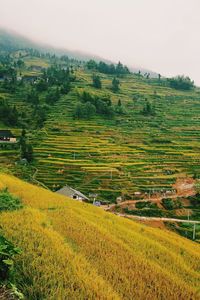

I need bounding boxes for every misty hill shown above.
[0,28,111,62]
[0,28,158,76]
[0,35,199,242]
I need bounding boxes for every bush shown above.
[141,101,155,116]
[86,60,130,75]
[135,201,158,209]
[161,198,182,210]
[77,91,114,118]
[74,102,96,119]
[92,74,102,89]
[124,208,163,217]
[0,189,23,212]
[0,101,19,126]
[45,88,60,105]
[168,76,194,90]
[0,235,21,282]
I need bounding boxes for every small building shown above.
[56,185,89,202]
[29,65,43,72]
[0,130,17,143]
[22,75,38,83]
[134,192,141,196]
[93,201,101,207]
[0,130,17,149]
[116,196,123,203]
[17,75,23,81]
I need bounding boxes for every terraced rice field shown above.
[0,174,199,299]
[30,71,200,200]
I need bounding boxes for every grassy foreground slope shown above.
[0,173,199,299]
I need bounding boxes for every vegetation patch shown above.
[0,174,199,299]
[161,198,183,210]
[0,189,23,211]
[0,235,23,299]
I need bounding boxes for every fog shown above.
[0,0,200,84]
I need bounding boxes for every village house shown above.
[56,185,89,202]
[29,65,44,72]
[0,130,17,143]
[0,130,17,149]
[22,75,38,83]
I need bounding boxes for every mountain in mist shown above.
[0,27,109,62]
[0,27,158,76]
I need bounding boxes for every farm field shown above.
[31,70,200,201]
[0,53,200,204]
[0,173,199,299]
[1,10,200,300]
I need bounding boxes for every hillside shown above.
[1,52,199,194]
[0,173,199,299]
[0,28,110,62]
[0,41,200,240]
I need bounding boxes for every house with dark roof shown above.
[56,185,89,202]
[22,75,38,83]
[0,130,16,143]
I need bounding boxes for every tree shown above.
[36,108,47,128]
[74,102,96,119]
[36,79,48,92]
[118,99,122,107]
[16,59,25,69]
[45,88,60,105]
[26,144,34,162]
[87,60,130,75]
[27,89,39,106]
[60,81,71,94]
[169,75,194,90]
[0,101,19,126]
[142,100,155,116]
[19,129,34,162]
[92,74,102,89]
[86,60,98,70]
[84,102,96,119]
[112,77,120,92]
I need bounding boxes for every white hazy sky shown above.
[0,0,200,84]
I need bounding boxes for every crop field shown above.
[31,70,200,200]
[0,173,199,299]
[1,58,200,202]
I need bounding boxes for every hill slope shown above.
[3,62,200,199]
[0,28,109,62]
[0,173,199,299]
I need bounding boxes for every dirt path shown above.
[104,177,197,212]
[32,167,50,190]
[114,213,200,224]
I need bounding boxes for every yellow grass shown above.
[0,173,199,299]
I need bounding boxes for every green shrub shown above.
[135,201,158,209]
[0,189,23,212]
[161,198,182,210]
[124,208,163,217]
[168,75,194,90]
[0,235,21,282]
